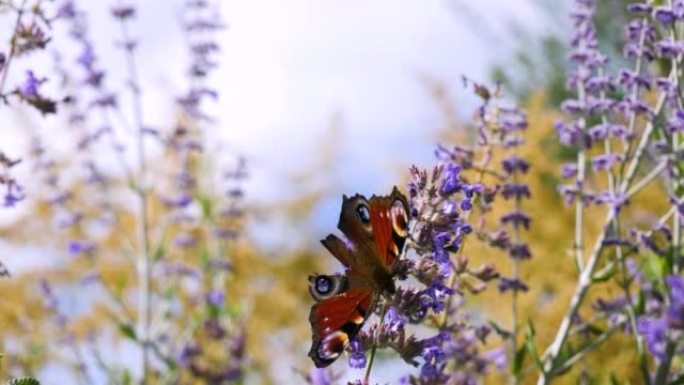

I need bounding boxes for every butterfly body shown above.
[308,187,408,367]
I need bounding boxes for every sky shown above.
[0,0,553,383]
[1,0,552,247]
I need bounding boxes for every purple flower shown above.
[206,290,225,307]
[348,338,367,369]
[111,5,135,20]
[77,44,95,69]
[420,281,454,314]
[637,316,668,361]
[618,69,651,90]
[56,1,77,18]
[627,3,651,14]
[213,228,238,239]
[19,70,39,98]
[561,163,578,179]
[420,332,450,379]
[586,74,615,92]
[178,344,200,368]
[173,233,197,248]
[591,153,622,172]
[555,120,587,147]
[308,368,331,385]
[666,109,684,133]
[654,6,676,26]
[665,275,684,329]
[482,347,506,371]
[594,191,628,212]
[440,163,462,195]
[498,276,529,293]
[67,239,96,256]
[501,183,531,200]
[655,39,684,59]
[386,306,407,328]
[508,243,532,260]
[502,156,530,175]
[501,211,531,230]
[3,181,25,207]
[161,192,193,208]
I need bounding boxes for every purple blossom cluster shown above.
[306,80,533,385]
[636,275,684,362]
[0,0,58,114]
[1,0,61,282]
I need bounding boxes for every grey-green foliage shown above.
[491,0,630,106]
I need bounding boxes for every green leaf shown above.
[118,323,137,341]
[525,320,543,370]
[640,254,666,281]
[592,261,616,282]
[488,320,510,337]
[122,369,132,385]
[584,324,605,336]
[553,344,575,376]
[671,373,684,385]
[609,373,621,385]
[199,248,211,265]
[152,243,165,262]
[198,195,212,220]
[7,378,41,385]
[512,344,527,377]
[635,290,645,315]
[525,319,536,338]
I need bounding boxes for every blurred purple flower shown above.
[637,316,668,361]
[206,290,225,307]
[498,276,529,293]
[111,5,135,20]
[19,70,39,98]
[68,239,96,256]
[308,368,331,385]
[665,275,684,329]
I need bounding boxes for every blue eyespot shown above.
[356,205,370,224]
[315,276,332,294]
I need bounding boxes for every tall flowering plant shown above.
[2,0,246,383]
[541,0,684,383]
[306,81,529,384]
[0,0,59,279]
[308,0,684,383]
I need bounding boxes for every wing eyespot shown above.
[356,204,371,224]
[308,274,348,302]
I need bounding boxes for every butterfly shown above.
[308,187,409,367]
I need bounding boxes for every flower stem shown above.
[364,302,388,383]
[0,0,28,96]
[118,18,152,381]
[538,66,674,384]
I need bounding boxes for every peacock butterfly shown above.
[308,186,409,367]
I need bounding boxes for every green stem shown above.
[364,302,388,383]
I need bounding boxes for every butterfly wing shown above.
[308,187,408,368]
[336,186,409,270]
[308,288,373,368]
[368,186,409,268]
